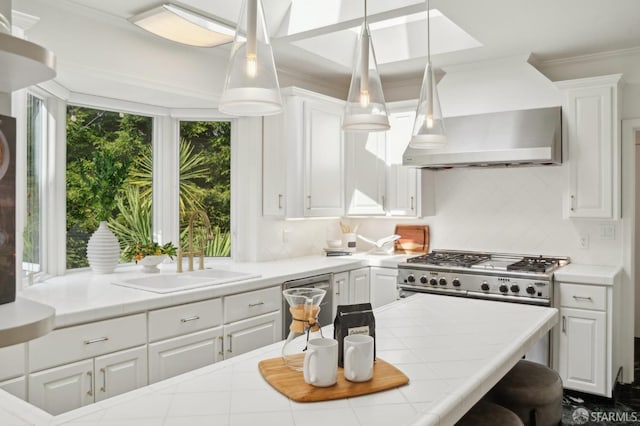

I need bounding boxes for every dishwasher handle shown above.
[282,273,333,289]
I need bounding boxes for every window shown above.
[66,106,153,269]
[23,94,45,280]
[178,121,231,257]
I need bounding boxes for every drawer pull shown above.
[180,315,200,323]
[218,336,224,356]
[100,368,106,393]
[562,316,566,333]
[84,337,109,345]
[278,194,283,209]
[87,371,93,396]
[227,334,233,353]
[572,295,593,302]
[248,302,264,308]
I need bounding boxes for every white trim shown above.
[153,116,180,246]
[622,118,640,384]
[49,96,67,276]
[68,92,169,117]
[169,108,229,120]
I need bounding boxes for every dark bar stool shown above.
[491,360,563,426]
[456,400,524,426]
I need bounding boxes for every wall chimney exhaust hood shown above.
[402,106,562,168]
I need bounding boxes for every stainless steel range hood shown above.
[402,106,562,168]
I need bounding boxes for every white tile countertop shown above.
[0,293,557,426]
[19,254,409,328]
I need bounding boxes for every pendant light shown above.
[219,0,282,116]
[343,0,389,132]
[410,0,446,148]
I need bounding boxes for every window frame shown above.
[17,90,238,283]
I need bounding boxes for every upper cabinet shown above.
[263,87,344,218]
[345,106,431,217]
[557,74,623,220]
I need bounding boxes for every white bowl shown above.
[326,239,342,248]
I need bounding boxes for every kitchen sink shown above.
[112,270,261,293]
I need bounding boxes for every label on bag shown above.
[348,325,370,335]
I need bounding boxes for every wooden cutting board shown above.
[258,356,409,402]
[394,224,429,254]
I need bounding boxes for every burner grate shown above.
[407,251,490,268]
[507,256,560,273]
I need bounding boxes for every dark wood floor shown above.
[561,339,640,425]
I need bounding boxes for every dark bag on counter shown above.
[333,303,376,367]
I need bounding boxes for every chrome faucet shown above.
[177,210,214,272]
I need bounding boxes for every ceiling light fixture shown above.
[410,0,447,148]
[218,0,282,116]
[129,3,235,48]
[343,0,389,132]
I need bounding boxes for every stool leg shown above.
[529,408,537,426]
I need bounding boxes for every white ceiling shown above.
[13,0,640,106]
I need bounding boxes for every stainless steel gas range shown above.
[397,250,570,365]
[398,250,570,307]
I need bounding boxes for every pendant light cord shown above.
[426,0,431,62]
[364,0,367,26]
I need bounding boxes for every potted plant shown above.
[122,241,177,273]
[85,150,130,274]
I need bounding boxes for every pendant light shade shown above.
[219,0,282,116]
[410,0,446,148]
[343,1,389,132]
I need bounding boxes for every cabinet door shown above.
[386,111,419,216]
[370,267,398,309]
[345,132,387,215]
[0,376,25,400]
[148,327,223,384]
[332,272,349,318]
[349,268,371,304]
[28,359,94,415]
[223,311,281,359]
[303,99,344,217]
[559,307,606,395]
[263,115,286,216]
[94,346,147,402]
[562,81,618,219]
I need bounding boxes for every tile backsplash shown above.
[355,165,622,266]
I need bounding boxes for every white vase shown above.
[86,221,120,274]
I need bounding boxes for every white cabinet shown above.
[370,267,399,309]
[148,328,223,384]
[223,311,281,360]
[0,343,25,399]
[27,314,148,414]
[332,272,350,318]
[345,107,430,217]
[263,87,344,218]
[223,286,282,358]
[29,346,147,415]
[556,278,619,397]
[349,267,371,304]
[557,74,622,219]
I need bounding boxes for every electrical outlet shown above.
[578,235,589,249]
[600,224,615,240]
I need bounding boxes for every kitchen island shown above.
[0,292,557,426]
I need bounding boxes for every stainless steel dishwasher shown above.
[281,273,333,340]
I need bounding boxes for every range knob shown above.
[420,276,428,285]
[439,278,447,286]
[429,278,438,286]
[499,284,509,293]
[510,285,520,293]
[526,285,536,295]
[452,278,461,287]
[407,274,415,283]
[481,281,490,291]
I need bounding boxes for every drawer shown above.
[148,298,223,342]
[559,283,607,310]
[29,314,146,372]
[0,343,25,381]
[224,286,281,324]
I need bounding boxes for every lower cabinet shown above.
[332,272,349,318]
[349,267,371,304]
[0,343,26,400]
[28,345,147,415]
[0,376,25,400]
[148,328,223,384]
[370,267,399,309]
[223,311,281,359]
